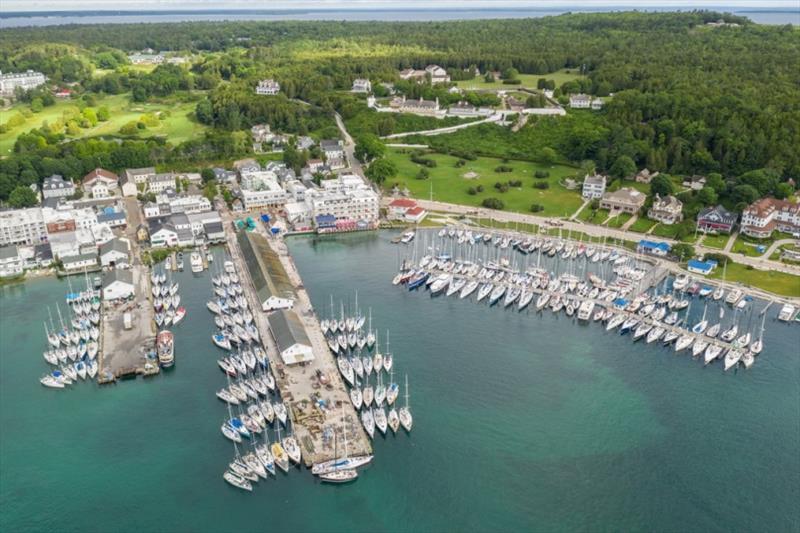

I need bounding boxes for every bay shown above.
[0,231,798,532]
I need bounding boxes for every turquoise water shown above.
[1,232,799,532]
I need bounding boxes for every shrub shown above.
[416,168,430,180]
[533,182,550,190]
[508,179,522,187]
[476,185,484,193]
[494,182,509,193]
[530,204,545,213]
[502,79,522,85]
[494,165,513,173]
[534,170,550,179]
[411,153,437,167]
[467,187,477,195]
[482,197,504,210]
[455,159,466,168]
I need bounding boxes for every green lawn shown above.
[577,207,610,224]
[385,148,582,217]
[607,212,632,229]
[628,217,657,233]
[731,238,768,257]
[707,262,800,298]
[454,69,583,91]
[701,233,731,250]
[0,92,208,153]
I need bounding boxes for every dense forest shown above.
[0,11,798,205]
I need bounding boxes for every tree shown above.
[97,106,110,121]
[539,147,557,165]
[502,67,519,81]
[8,185,38,207]
[650,174,674,197]
[201,168,216,183]
[731,184,760,205]
[696,186,718,206]
[610,155,636,179]
[774,182,793,200]
[365,158,397,184]
[484,71,495,83]
[481,197,504,210]
[354,134,385,163]
[530,203,544,212]
[202,181,218,202]
[30,98,43,113]
[671,243,695,261]
[706,173,726,194]
[416,167,430,180]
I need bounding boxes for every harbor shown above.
[393,227,784,371]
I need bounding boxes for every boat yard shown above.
[228,229,372,467]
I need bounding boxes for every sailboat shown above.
[749,311,766,355]
[692,303,709,334]
[271,426,290,473]
[399,374,413,432]
[318,408,359,483]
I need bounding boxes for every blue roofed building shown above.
[687,259,717,275]
[637,239,671,257]
[315,214,336,230]
[97,211,127,228]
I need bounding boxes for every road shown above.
[333,112,362,176]
[393,198,800,277]
[381,113,502,139]
[758,238,798,259]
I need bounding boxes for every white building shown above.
[187,211,223,237]
[741,198,800,238]
[62,252,98,272]
[99,238,131,268]
[307,188,379,223]
[570,94,603,110]
[0,245,23,277]
[82,168,119,198]
[241,181,289,210]
[320,140,345,162]
[0,208,47,246]
[164,194,211,214]
[119,175,138,197]
[102,270,135,300]
[149,223,179,248]
[268,310,314,365]
[124,167,156,186]
[42,175,75,200]
[148,173,175,194]
[352,78,372,93]
[582,174,607,199]
[255,79,280,95]
[284,201,312,226]
[240,170,279,191]
[0,70,46,97]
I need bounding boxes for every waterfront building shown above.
[648,195,684,225]
[687,259,717,276]
[61,252,98,272]
[203,221,226,244]
[0,69,46,97]
[741,198,800,238]
[186,211,223,238]
[237,231,295,311]
[637,240,671,257]
[352,78,372,93]
[0,245,23,277]
[102,270,135,300]
[697,205,737,234]
[0,208,47,246]
[268,310,314,365]
[99,238,131,268]
[42,175,75,200]
[404,206,427,223]
[388,198,419,220]
[284,201,312,227]
[600,187,646,214]
[255,79,280,95]
[581,174,607,199]
[148,221,179,248]
[82,169,119,198]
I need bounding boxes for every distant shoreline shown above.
[1,7,798,28]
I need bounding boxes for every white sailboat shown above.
[399,374,413,432]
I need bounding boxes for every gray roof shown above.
[62,252,98,265]
[0,245,20,260]
[42,175,73,191]
[102,269,133,288]
[125,167,156,178]
[99,238,129,256]
[320,140,342,151]
[169,212,189,226]
[148,219,176,234]
[150,172,175,183]
[268,309,310,352]
[203,221,224,234]
[34,243,53,261]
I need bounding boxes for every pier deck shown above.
[100,262,156,377]
[224,223,372,467]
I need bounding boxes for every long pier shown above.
[224,225,372,467]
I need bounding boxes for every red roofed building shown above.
[82,168,119,199]
[404,205,428,223]
[388,198,418,220]
[740,198,800,238]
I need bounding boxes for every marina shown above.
[393,227,788,372]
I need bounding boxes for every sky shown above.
[3,0,798,12]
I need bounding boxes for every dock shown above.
[224,226,372,466]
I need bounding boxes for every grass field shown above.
[577,207,610,224]
[628,217,657,233]
[0,93,207,153]
[701,233,731,250]
[607,212,632,229]
[454,69,583,91]
[385,148,583,217]
[731,238,768,257]
[707,262,800,298]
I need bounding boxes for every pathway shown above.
[569,199,590,221]
[333,111,362,176]
[381,113,502,139]
[723,231,738,253]
[759,238,798,259]
[620,214,638,231]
